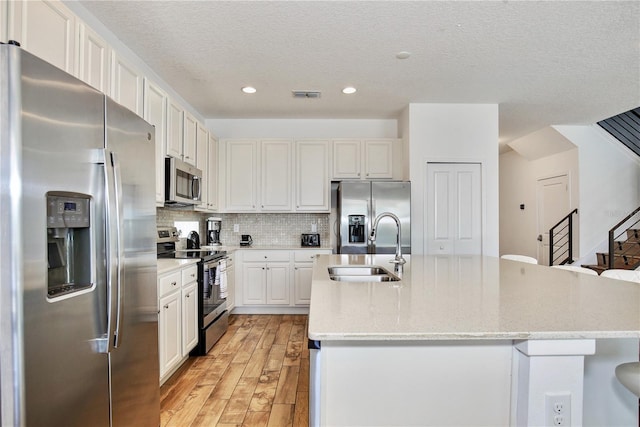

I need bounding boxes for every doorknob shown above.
[537,235,543,241]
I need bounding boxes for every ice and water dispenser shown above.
[46,192,92,298]
[348,214,366,243]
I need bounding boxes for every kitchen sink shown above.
[328,265,400,282]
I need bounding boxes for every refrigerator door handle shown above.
[105,150,125,350]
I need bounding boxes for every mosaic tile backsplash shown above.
[157,208,330,247]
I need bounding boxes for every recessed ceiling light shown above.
[396,51,411,60]
[241,86,256,94]
[342,87,357,94]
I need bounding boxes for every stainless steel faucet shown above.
[369,212,406,265]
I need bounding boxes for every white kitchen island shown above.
[308,254,640,427]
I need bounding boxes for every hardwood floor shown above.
[160,314,310,427]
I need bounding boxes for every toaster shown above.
[301,233,320,247]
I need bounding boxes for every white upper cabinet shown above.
[225,140,258,211]
[166,99,184,159]
[332,139,395,180]
[363,139,394,179]
[183,112,197,166]
[296,140,330,212]
[8,0,76,75]
[195,122,209,210]
[143,80,167,206]
[261,140,292,211]
[110,52,143,115]
[78,23,110,93]
[207,133,219,211]
[1,1,7,42]
[332,139,361,179]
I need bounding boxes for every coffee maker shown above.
[206,217,222,246]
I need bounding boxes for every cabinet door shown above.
[8,0,76,74]
[296,140,330,212]
[144,80,167,205]
[243,263,266,305]
[266,263,290,305]
[1,1,7,42]
[293,264,313,305]
[111,52,143,115]
[207,133,219,211]
[364,140,393,179]
[195,123,209,210]
[158,291,181,379]
[78,24,110,93]
[261,140,292,211]
[183,112,197,166]
[166,99,184,159]
[225,140,258,211]
[181,282,198,356]
[332,139,361,179]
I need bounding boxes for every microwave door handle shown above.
[192,175,201,201]
[105,151,125,350]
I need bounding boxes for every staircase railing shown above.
[549,209,578,266]
[608,206,640,269]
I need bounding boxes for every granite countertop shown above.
[308,254,640,341]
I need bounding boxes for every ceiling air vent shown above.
[292,90,321,99]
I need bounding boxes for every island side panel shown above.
[319,340,513,427]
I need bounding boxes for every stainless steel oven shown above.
[157,227,229,355]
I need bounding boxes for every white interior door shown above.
[537,174,570,265]
[426,163,482,255]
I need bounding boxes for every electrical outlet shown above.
[233,224,239,233]
[311,223,317,232]
[545,393,571,426]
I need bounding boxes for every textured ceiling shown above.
[78,0,640,143]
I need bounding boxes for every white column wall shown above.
[499,147,579,260]
[406,104,499,256]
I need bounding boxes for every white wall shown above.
[554,125,640,259]
[499,146,579,260]
[406,104,499,256]
[205,118,397,139]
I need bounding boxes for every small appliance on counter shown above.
[301,233,321,247]
[187,230,200,249]
[240,234,253,246]
[206,217,222,246]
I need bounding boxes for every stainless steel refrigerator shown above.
[0,45,160,426]
[337,181,411,254]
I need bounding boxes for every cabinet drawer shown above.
[181,265,198,284]
[294,250,331,262]
[243,250,291,262]
[159,271,181,297]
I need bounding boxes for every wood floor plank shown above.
[242,411,270,427]
[293,391,309,427]
[267,404,294,427]
[166,384,214,427]
[273,365,299,405]
[211,363,246,399]
[160,314,310,427]
[190,398,228,427]
[248,371,280,412]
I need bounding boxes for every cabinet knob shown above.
[186,294,190,298]
[171,281,177,286]
[163,305,169,309]
[262,267,265,270]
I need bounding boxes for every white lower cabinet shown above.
[293,250,331,305]
[158,273,181,380]
[237,249,329,309]
[158,262,198,383]
[241,251,291,305]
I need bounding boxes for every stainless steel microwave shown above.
[164,157,202,206]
